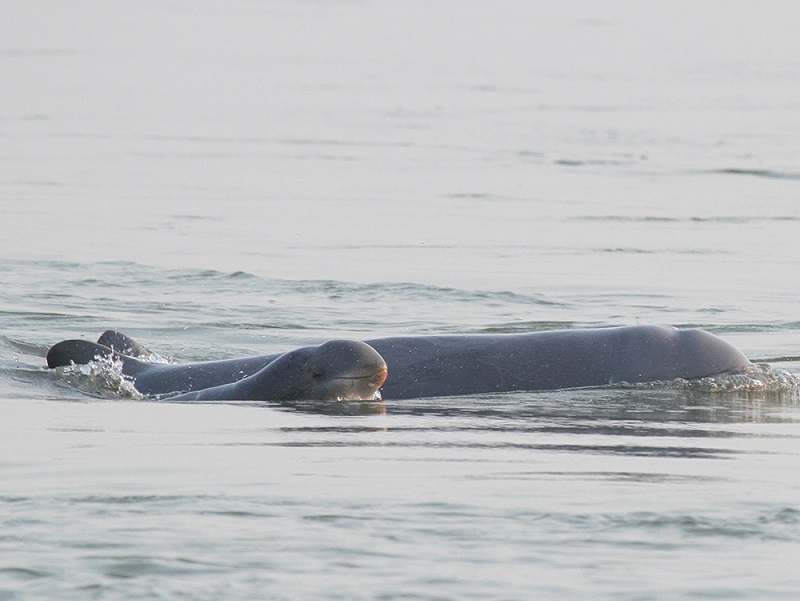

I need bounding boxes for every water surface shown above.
[2,1,800,599]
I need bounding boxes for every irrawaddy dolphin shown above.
[46,326,751,401]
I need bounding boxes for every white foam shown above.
[60,354,143,399]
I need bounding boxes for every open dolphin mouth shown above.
[329,366,388,401]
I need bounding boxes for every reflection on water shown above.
[383,385,800,425]
[2,382,799,600]
[271,399,388,417]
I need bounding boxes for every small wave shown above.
[630,364,800,393]
[571,215,799,224]
[478,320,582,333]
[601,506,800,541]
[710,168,800,180]
[0,335,49,357]
[553,157,639,167]
[139,352,172,365]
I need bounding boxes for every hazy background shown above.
[3,1,799,289]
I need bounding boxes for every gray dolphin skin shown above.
[46,326,751,400]
[47,338,388,402]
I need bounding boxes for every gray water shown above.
[2,1,800,599]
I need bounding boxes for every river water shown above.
[2,1,800,599]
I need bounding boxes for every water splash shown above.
[58,354,143,399]
[629,364,800,393]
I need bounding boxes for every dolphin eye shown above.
[311,372,324,381]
